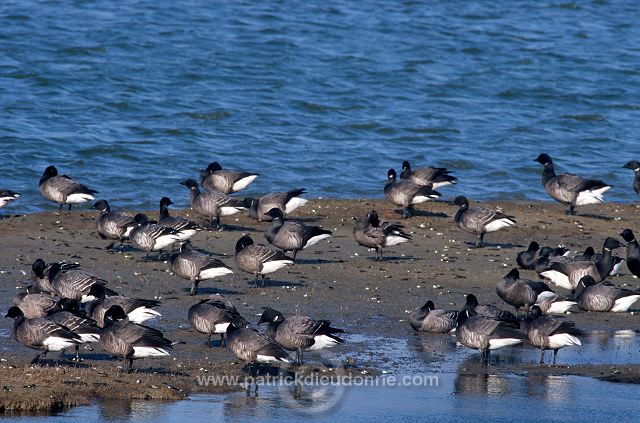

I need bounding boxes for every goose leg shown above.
[68,204,73,211]
[292,250,298,261]
[31,353,42,364]
[190,278,198,296]
[402,207,411,219]
[128,357,134,373]
[296,349,303,366]
[476,234,484,248]
[58,202,64,212]
[567,205,575,215]
[220,333,225,348]
[553,349,558,366]
[206,333,212,348]
[106,241,116,250]
[539,348,545,365]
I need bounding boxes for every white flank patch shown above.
[609,260,625,276]
[535,291,556,303]
[384,234,410,247]
[284,197,308,214]
[79,333,100,343]
[432,181,455,189]
[411,195,437,204]
[575,190,605,206]
[66,193,95,204]
[484,218,516,233]
[540,270,574,290]
[199,267,234,280]
[128,307,162,324]
[488,338,523,350]
[80,294,98,303]
[214,323,230,334]
[0,198,14,207]
[307,335,340,350]
[611,295,640,312]
[256,354,292,364]
[562,250,572,257]
[132,346,170,358]
[261,260,294,275]
[219,207,244,216]
[545,301,577,314]
[123,226,134,238]
[43,336,80,351]
[547,333,581,349]
[177,229,198,242]
[303,234,331,249]
[232,175,258,192]
[154,234,180,250]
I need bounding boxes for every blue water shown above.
[1,0,639,215]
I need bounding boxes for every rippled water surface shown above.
[1,0,639,213]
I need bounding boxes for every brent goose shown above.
[620,229,640,278]
[622,160,640,195]
[534,154,611,215]
[265,208,332,261]
[101,305,172,371]
[496,269,540,314]
[84,284,162,328]
[0,189,20,209]
[540,237,625,291]
[47,302,102,360]
[39,165,98,211]
[453,196,516,247]
[463,294,519,326]
[455,309,526,363]
[534,247,585,276]
[30,259,80,295]
[521,305,581,365]
[92,200,135,249]
[199,162,259,194]
[243,188,308,222]
[516,242,540,270]
[257,308,344,365]
[168,242,234,295]
[13,289,60,318]
[128,213,181,260]
[188,295,249,347]
[385,169,440,218]
[534,291,577,314]
[234,235,294,287]
[408,300,458,334]
[158,197,202,243]
[5,306,83,363]
[400,160,457,189]
[180,179,246,228]
[575,276,640,312]
[352,210,412,261]
[47,262,110,303]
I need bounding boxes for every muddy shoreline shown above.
[1,199,640,413]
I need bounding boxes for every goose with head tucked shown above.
[243,188,308,222]
[352,210,412,261]
[408,300,458,334]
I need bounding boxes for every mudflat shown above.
[1,199,639,413]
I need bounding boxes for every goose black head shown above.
[160,197,174,208]
[452,196,469,208]
[420,300,435,312]
[623,160,640,171]
[504,268,520,281]
[204,162,223,173]
[42,165,59,178]
[581,246,595,260]
[133,213,149,225]
[87,283,106,300]
[227,315,250,333]
[527,241,540,252]
[59,298,81,314]
[5,306,24,319]
[242,197,257,210]
[620,229,635,243]
[603,237,625,251]
[464,294,479,310]
[31,258,47,278]
[456,308,472,325]
[92,199,110,212]
[530,305,543,319]
[366,210,380,226]
[401,160,411,172]
[235,235,254,253]
[534,153,553,166]
[387,169,397,182]
[180,179,200,190]
[266,208,285,221]
[257,307,285,325]
[104,305,127,322]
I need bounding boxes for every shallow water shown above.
[1,0,640,214]
[7,330,640,421]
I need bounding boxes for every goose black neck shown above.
[541,164,556,185]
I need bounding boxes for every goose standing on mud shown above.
[452,196,516,247]
[265,208,332,261]
[47,301,102,360]
[400,160,457,189]
[620,229,640,278]
[92,200,135,249]
[352,210,412,261]
[534,154,611,215]
[39,165,98,211]
[540,237,625,291]
[455,309,526,364]
[5,306,83,363]
[158,197,202,244]
[188,295,249,347]
[0,189,20,209]
[47,262,110,303]
[199,161,259,194]
[520,305,581,365]
[128,213,181,260]
[180,179,246,229]
[384,169,440,218]
[622,160,640,195]
[257,308,344,365]
[168,242,234,295]
[100,305,172,372]
[575,276,640,312]
[234,235,294,287]
[84,284,162,328]
[243,188,308,222]
[408,300,458,334]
